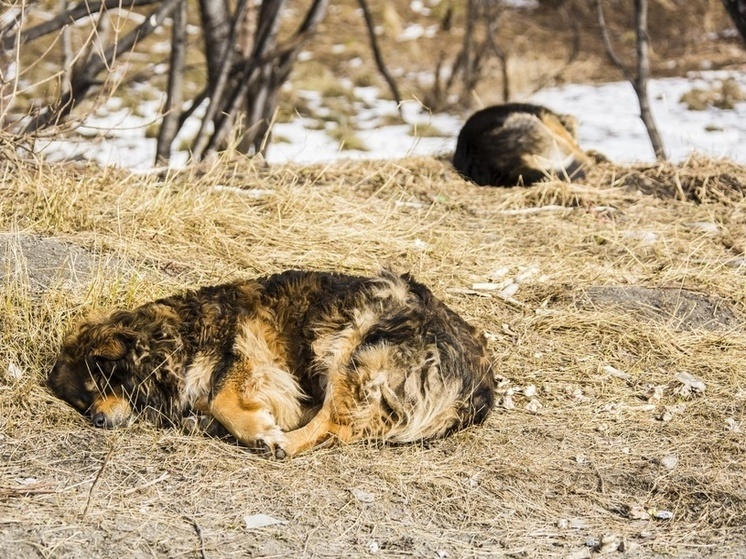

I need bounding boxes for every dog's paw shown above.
[254,428,289,460]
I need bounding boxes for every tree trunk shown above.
[198,0,231,89]
[156,0,187,165]
[594,0,667,161]
[722,0,746,47]
[633,0,666,160]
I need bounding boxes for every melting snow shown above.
[31,71,746,170]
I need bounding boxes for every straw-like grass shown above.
[1,153,745,557]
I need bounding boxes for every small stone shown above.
[659,454,678,471]
[501,391,515,410]
[525,399,542,414]
[653,510,674,520]
[351,488,375,503]
[599,533,620,553]
[6,362,23,381]
[585,538,599,548]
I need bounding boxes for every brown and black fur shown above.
[49,270,495,458]
[452,102,592,187]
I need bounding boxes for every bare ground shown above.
[1,155,746,558]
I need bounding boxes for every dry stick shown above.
[356,0,402,109]
[186,516,208,559]
[156,0,187,165]
[122,472,170,496]
[81,447,113,520]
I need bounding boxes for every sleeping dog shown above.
[49,270,495,458]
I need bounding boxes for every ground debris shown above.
[672,371,706,397]
[243,513,288,530]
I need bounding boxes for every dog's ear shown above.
[76,316,138,361]
[90,327,137,360]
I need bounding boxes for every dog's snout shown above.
[92,412,108,428]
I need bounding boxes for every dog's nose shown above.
[92,412,107,428]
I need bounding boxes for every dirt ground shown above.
[1,155,745,558]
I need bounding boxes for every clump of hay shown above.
[587,156,746,204]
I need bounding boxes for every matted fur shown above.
[48,270,495,458]
[453,102,592,187]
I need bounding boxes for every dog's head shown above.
[49,312,144,429]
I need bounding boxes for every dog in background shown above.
[49,270,495,458]
[452,102,593,187]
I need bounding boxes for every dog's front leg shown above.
[208,383,287,458]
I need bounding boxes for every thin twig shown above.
[81,447,113,520]
[122,471,170,496]
[186,516,208,559]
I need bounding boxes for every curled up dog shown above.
[452,102,593,187]
[48,270,495,458]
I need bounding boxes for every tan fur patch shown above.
[182,352,217,410]
[233,319,304,430]
[370,274,410,304]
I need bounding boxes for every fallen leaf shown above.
[243,514,288,530]
[602,364,631,382]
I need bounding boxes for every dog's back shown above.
[453,102,591,187]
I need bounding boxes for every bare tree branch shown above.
[593,0,634,83]
[1,0,160,50]
[190,0,251,161]
[356,0,402,108]
[594,0,666,160]
[529,4,580,95]
[198,0,231,88]
[633,0,666,160]
[22,0,183,133]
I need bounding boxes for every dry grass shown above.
[1,154,746,558]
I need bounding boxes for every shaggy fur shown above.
[49,270,495,458]
[453,102,592,187]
